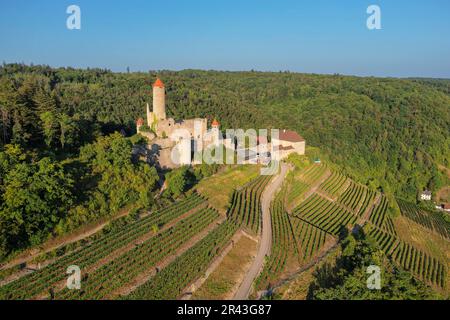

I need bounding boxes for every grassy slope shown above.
[195,165,260,213]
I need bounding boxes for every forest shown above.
[0,63,449,259]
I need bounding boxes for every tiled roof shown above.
[136,118,144,126]
[278,130,305,142]
[212,118,220,127]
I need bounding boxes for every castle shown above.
[136,78,224,169]
[136,78,305,169]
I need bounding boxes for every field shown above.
[195,165,260,213]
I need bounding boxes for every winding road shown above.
[233,162,290,300]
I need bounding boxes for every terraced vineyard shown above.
[125,220,238,299]
[0,194,207,300]
[397,199,450,239]
[319,171,348,196]
[293,194,357,235]
[287,180,309,204]
[368,195,397,235]
[337,182,375,215]
[298,164,327,184]
[56,206,221,300]
[392,241,447,288]
[367,224,447,289]
[255,190,298,290]
[367,225,399,254]
[290,218,330,262]
[227,175,271,234]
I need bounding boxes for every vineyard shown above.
[285,164,329,208]
[293,194,357,235]
[397,199,450,239]
[367,225,399,254]
[227,175,272,234]
[319,171,348,197]
[366,197,448,290]
[298,164,327,184]
[290,218,329,262]
[125,220,238,299]
[56,206,220,299]
[287,180,310,204]
[255,190,298,290]
[368,196,397,235]
[0,193,209,300]
[337,181,375,215]
[392,240,447,288]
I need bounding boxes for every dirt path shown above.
[233,162,290,300]
[180,230,255,300]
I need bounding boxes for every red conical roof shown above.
[136,118,144,126]
[212,118,220,127]
[153,78,165,88]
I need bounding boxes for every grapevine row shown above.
[125,220,238,299]
[56,207,220,300]
[0,193,206,299]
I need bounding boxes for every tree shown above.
[40,111,58,148]
[308,230,440,300]
[166,166,189,198]
[58,113,77,149]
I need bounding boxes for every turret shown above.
[211,118,220,146]
[136,117,144,133]
[152,78,166,121]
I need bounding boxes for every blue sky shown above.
[1,0,449,77]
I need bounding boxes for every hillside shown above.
[0,64,448,299]
[0,152,446,300]
[1,64,448,204]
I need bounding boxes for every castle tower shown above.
[152,78,166,121]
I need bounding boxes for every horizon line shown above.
[2,61,450,81]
